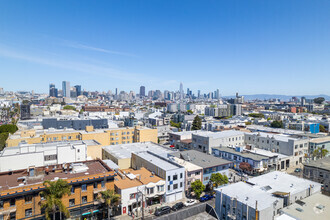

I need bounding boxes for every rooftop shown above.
[309,136,330,144]
[133,151,181,171]
[212,147,269,161]
[304,157,330,171]
[247,171,322,195]
[247,132,300,142]
[279,193,330,220]
[169,157,203,172]
[217,181,279,211]
[102,142,173,160]
[192,130,244,139]
[0,160,114,194]
[170,150,232,169]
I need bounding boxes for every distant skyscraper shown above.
[180,82,184,100]
[74,85,82,96]
[49,83,58,97]
[140,86,145,97]
[216,89,220,99]
[198,90,201,98]
[62,81,70,98]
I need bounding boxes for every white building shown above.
[0,141,87,172]
[215,171,322,220]
[192,130,245,154]
[131,151,185,203]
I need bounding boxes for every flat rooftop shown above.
[0,160,113,192]
[246,125,306,135]
[169,157,203,172]
[247,171,322,195]
[213,147,269,161]
[170,150,232,169]
[247,132,301,142]
[192,130,244,139]
[309,136,330,144]
[103,142,173,160]
[279,193,330,220]
[217,181,279,211]
[246,147,289,159]
[133,151,180,171]
[304,157,330,171]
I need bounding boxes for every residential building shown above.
[131,151,185,203]
[114,167,165,215]
[244,132,309,167]
[0,160,115,220]
[0,140,96,172]
[215,171,322,220]
[42,118,109,130]
[303,157,330,195]
[170,150,232,185]
[308,136,330,156]
[20,104,31,120]
[192,130,245,154]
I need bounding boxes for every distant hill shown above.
[223,94,330,101]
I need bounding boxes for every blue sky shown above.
[0,0,330,96]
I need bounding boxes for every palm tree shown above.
[40,179,71,220]
[100,189,120,220]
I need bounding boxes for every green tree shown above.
[0,132,9,151]
[209,173,229,189]
[245,121,252,125]
[187,110,193,114]
[170,121,181,129]
[191,180,205,199]
[63,105,76,111]
[100,189,120,220]
[270,120,283,128]
[313,97,325,104]
[319,124,326,133]
[40,179,71,220]
[248,113,264,118]
[0,124,18,134]
[312,147,329,159]
[192,115,202,130]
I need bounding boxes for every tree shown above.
[191,180,205,199]
[239,162,253,172]
[40,179,71,220]
[248,113,264,118]
[319,124,326,133]
[187,110,193,114]
[170,121,181,129]
[314,97,325,104]
[63,105,76,111]
[209,173,229,189]
[312,147,329,159]
[100,189,120,220]
[245,121,252,125]
[0,124,18,134]
[0,132,9,151]
[192,115,202,130]
[270,120,283,128]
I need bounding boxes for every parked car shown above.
[172,202,184,211]
[184,199,197,207]
[154,206,171,216]
[294,168,302,173]
[200,194,214,202]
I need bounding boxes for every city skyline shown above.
[1,0,330,95]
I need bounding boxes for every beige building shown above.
[6,126,158,159]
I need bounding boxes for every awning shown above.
[146,182,156,188]
[156,180,166,186]
[272,191,289,197]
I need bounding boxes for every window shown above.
[25,195,33,204]
[157,185,164,192]
[94,193,98,201]
[71,186,75,194]
[168,176,171,181]
[180,182,183,188]
[188,173,192,177]
[180,173,183,179]
[168,185,171,191]
[173,184,178,189]
[94,182,98,189]
[0,200,3,209]
[173,175,178,180]
[130,193,136,200]
[195,171,200,175]
[81,184,87,192]
[10,199,15,207]
[101,181,105,188]
[25,209,32,217]
[127,132,130,135]
[10,212,15,220]
[82,196,87,204]
[44,154,57,161]
[69,199,75,207]
[147,187,154,194]
[295,145,298,149]
[68,136,72,140]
